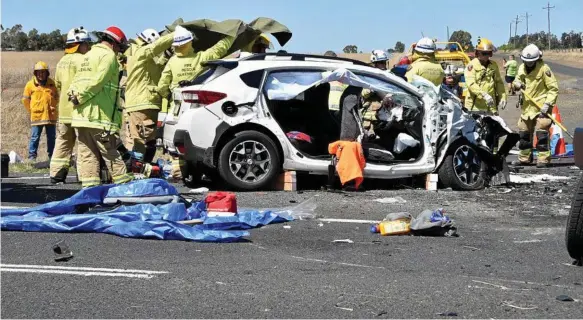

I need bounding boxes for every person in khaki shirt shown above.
[512,44,559,168]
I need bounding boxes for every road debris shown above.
[188,187,209,194]
[332,239,354,244]
[509,173,572,184]
[283,225,291,229]
[502,301,537,310]
[52,240,73,262]
[556,295,574,302]
[373,196,407,204]
[437,312,458,317]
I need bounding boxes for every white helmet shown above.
[172,25,194,47]
[370,49,389,63]
[415,37,436,53]
[520,44,541,62]
[66,26,91,44]
[137,28,160,44]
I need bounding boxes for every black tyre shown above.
[181,161,203,188]
[217,130,281,191]
[438,143,486,191]
[566,174,583,260]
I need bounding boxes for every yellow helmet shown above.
[476,38,494,52]
[33,61,49,71]
[255,34,273,49]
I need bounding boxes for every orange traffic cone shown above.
[551,105,567,156]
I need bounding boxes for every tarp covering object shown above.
[0,179,294,242]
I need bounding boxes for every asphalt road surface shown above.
[2,161,582,319]
[2,59,583,319]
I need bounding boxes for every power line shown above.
[522,12,532,44]
[543,2,555,50]
[513,15,522,48]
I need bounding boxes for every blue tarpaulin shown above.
[0,179,293,242]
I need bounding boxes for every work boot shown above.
[536,162,550,168]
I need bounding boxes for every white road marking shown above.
[0,206,25,209]
[0,264,169,279]
[1,176,50,180]
[290,255,386,270]
[319,218,380,224]
[513,239,544,243]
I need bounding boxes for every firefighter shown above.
[405,37,445,86]
[512,44,559,168]
[68,26,133,188]
[464,38,506,115]
[156,25,234,181]
[50,27,92,184]
[22,61,59,161]
[362,50,389,130]
[324,50,348,114]
[125,28,174,163]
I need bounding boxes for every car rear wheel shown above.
[566,174,583,261]
[217,130,281,191]
[438,143,485,190]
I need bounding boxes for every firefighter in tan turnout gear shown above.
[512,44,559,168]
[50,27,92,184]
[125,28,174,163]
[68,26,133,188]
[464,38,507,115]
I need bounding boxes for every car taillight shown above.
[182,90,227,108]
[176,144,186,154]
[157,121,163,128]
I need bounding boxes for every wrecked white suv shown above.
[162,53,518,191]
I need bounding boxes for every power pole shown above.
[509,22,512,44]
[543,2,555,50]
[513,15,521,48]
[447,26,450,41]
[522,12,532,44]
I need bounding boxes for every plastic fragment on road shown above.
[373,196,407,204]
[371,209,458,237]
[509,173,572,184]
[0,179,293,242]
[332,239,354,244]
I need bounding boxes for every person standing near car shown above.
[504,54,518,95]
[464,38,506,116]
[156,25,234,181]
[361,50,390,132]
[21,61,58,161]
[405,38,445,86]
[68,26,133,188]
[49,27,92,184]
[124,28,174,163]
[512,44,559,168]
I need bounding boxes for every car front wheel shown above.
[438,143,486,190]
[217,130,281,191]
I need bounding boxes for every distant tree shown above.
[27,28,40,50]
[49,29,65,50]
[449,30,474,51]
[14,31,28,51]
[394,41,405,53]
[343,45,358,53]
[387,48,395,54]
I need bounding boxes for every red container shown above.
[205,192,238,217]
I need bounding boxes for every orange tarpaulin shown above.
[328,141,366,189]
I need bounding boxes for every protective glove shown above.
[482,93,494,107]
[513,81,524,90]
[498,100,507,110]
[540,103,550,114]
